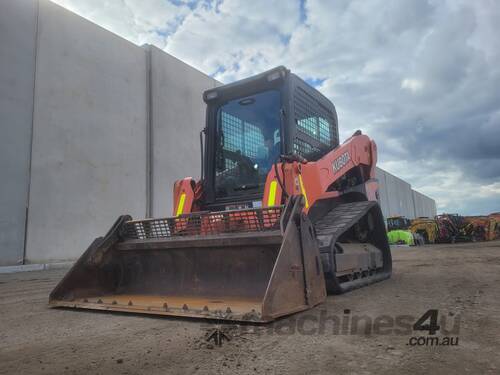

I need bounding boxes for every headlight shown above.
[267,71,282,82]
[205,91,218,100]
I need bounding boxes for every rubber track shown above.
[314,201,376,251]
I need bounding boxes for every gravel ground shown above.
[1,241,499,374]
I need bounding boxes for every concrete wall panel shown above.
[149,46,218,216]
[25,1,148,262]
[0,0,38,265]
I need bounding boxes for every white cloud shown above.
[479,182,500,197]
[164,0,300,82]
[401,78,424,92]
[47,0,500,215]
[50,0,190,47]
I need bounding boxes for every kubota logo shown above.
[333,152,350,173]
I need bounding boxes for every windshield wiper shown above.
[233,184,259,191]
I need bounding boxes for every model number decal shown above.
[333,152,350,173]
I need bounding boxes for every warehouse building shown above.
[376,168,436,220]
[0,0,436,266]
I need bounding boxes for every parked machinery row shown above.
[386,213,500,245]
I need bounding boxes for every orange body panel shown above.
[464,216,498,241]
[172,178,197,217]
[263,134,378,210]
[173,133,378,233]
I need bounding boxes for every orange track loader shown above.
[50,67,391,322]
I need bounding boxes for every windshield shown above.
[215,90,281,199]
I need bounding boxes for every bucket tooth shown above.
[128,300,133,306]
[163,303,169,311]
[182,304,189,311]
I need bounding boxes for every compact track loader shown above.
[50,66,391,322]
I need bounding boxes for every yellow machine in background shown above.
[409,218,439,244]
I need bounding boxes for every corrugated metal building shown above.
[376,168,436,220]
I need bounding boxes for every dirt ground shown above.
[1,241,500,375]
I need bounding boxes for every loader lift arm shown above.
[262,131,379,211]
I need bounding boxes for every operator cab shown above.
[202,66,339,210]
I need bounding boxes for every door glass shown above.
[215,90,281,199]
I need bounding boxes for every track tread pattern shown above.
[313,200,391,294]
[314,201,375,250]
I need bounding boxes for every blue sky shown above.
[52,0,500,215]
